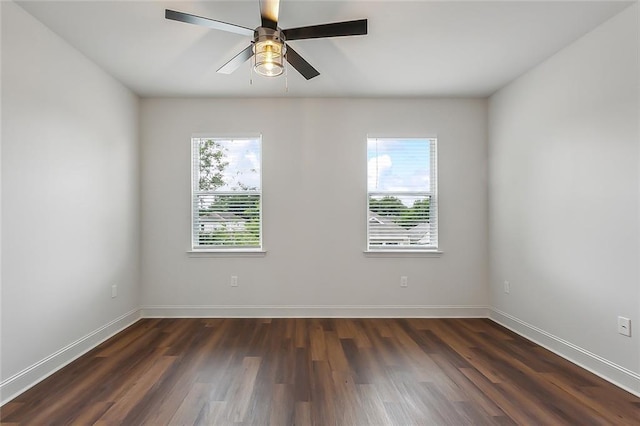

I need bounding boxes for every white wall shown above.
[1,1,140,402]
[489,4,639,393]
[140,98,488,316]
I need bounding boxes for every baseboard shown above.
[490,308,640,397]
[140,304,490,318]
[0,308,141,406]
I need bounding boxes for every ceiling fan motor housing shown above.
[253,27,287,76]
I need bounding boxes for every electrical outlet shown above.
[503,280,510,294]
[111,285,117,298]
[618,316,631,337]
[400,276,408,287]
[230,275,238,287]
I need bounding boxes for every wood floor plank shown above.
[0,402,23,420]
[335,318,357,339]
[392,379,449,424]
[294,401,312,426]
[268,383,294,426]
[430,352,506,418]
[382,400,418,425]
[309,321,326,361]
[353,319,374,348]
[2,318,639,425]
[95,319,160,357]
[98,355,177,423]
[294,318,307,348]
[97,346,170,404]
[202,401,228,426]
[324,329,351,373]
[357,383,394,425]
[460,366,543,425]
[309,360,338,425]
[331,368,368,425]
[539,372,632,424]
[224,356,262,423]
[167,382,209,426]
[63,401,113,425]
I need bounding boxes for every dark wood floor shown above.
[2,318,639,425]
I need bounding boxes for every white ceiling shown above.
[16,0,632,98]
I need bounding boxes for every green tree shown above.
[397,197,430,228]
[411,198,430,220]
[199,139,229,191]
[369,196,407,217]
[213,194,260,219]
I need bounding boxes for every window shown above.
[192,137,262,251]
[367,137,438,251]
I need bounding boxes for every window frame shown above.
[190,135,264,254]
[365,136,440,254]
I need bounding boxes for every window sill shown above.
[363,250,443,258]
[187,250,267,258]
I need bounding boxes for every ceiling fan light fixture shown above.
[253,28,286,77]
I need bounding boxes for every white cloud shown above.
[408,171,430,191]
[368,155,392,190]
[245,152,260,172]
[218,139,261,190]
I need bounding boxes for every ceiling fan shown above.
[165,0,367,80]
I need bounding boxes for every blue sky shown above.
[367,138,431,193]
[204,138,261,191]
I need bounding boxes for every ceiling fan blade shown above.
[259,0,280,30]
[217,45,254,74]
[283,19,367,41]
[165,9,254,37]
[285,45,320,80]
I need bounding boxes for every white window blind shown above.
[367,138,438,251]
[192,137,262,250]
